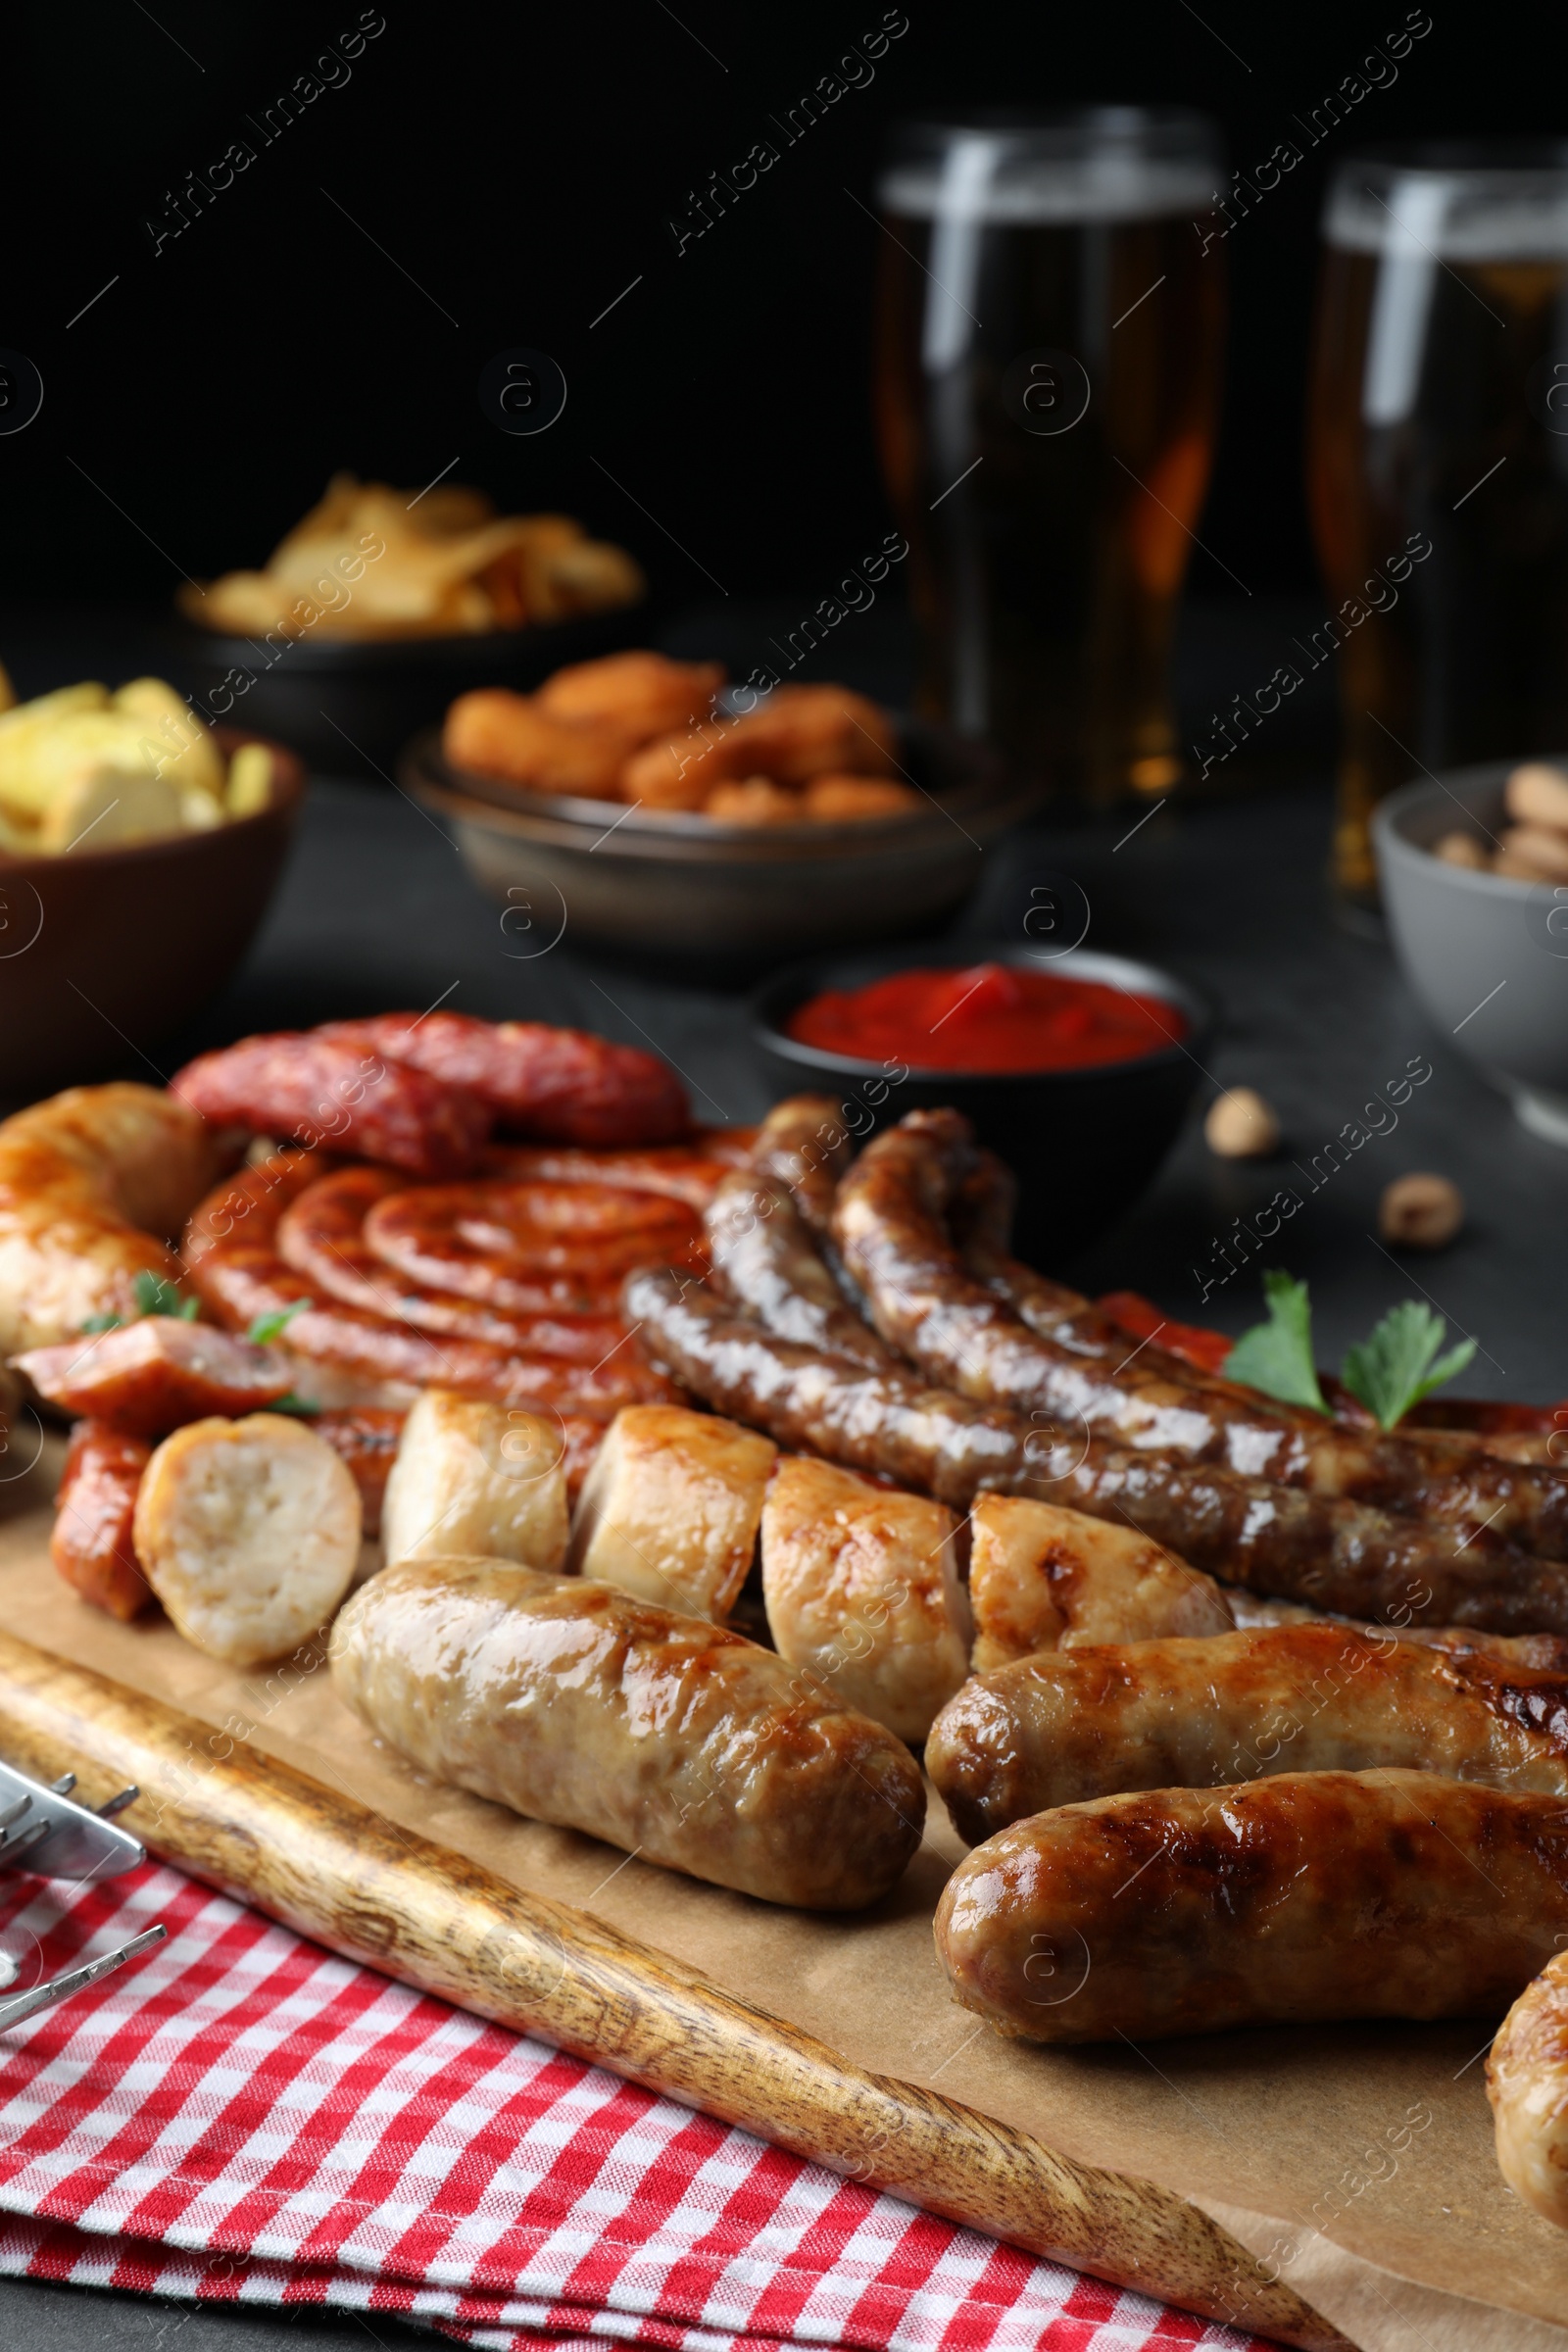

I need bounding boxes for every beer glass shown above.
[873,110,1226,807]
[1309,146,1568,904]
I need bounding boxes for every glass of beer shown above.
[1309,145,1568,905]
[873,109,1226,807]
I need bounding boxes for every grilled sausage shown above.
[330,1554,925,1908]
[313,1012,690,1147]
[1488,1948,1568,2228]
[935,1769,1568,2043]
[184,1155,675,1416]
[0,1083,222,1353]
[379,1389,568,1571]
[627,1269,1568,1634]
[477,1135,756,1207]
[312,1405,405,1539]
[967,1494,1232,1668]
[568,1404,775,1620]
[839,1109,1568,1557]
[747,1093,855,1236]
[760,1454,969,1743]
[16,1315,291,1438]
[50,1421,153,1620]
[172,1032,492,1179]
[707,1170,895,1368]
[277,1165,632,1355]
[928,1624,1568,1843]
[1221,1584,1568,1669]
[361,1178,704,1311]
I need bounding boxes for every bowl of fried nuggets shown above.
[403,652,1032,961]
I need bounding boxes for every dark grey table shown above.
[2,600,1562,2346]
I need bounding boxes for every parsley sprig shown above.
[80,1269,201,1334]
[1223,1272,1476,1431]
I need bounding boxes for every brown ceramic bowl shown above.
[0,726,304,1104]
[398,716,1035,970]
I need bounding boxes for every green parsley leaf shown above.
[1341,1300,1477,1431]
[78,1311,122,1335]
[267,1392,320,1416]
[1222,1270,1329,1414]
[246,1298,310,1347]
[133,1270,197,1319]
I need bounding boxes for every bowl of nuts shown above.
[1374,758,1568,1145]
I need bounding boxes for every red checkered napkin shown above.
[0,1861,1272,2350]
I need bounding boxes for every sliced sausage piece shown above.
[567,1403,774,1619]
[380,1388,568,1571]
[172,1032,492,1179]
[760,1455,969,1744]
[1489,1948,1568,2228]
[51,1421,153,1620]
[928,1624,1568,1844]
[132,1412,362,1665]
[16,1316,291,1438]
[967,1494,1232,1669]
[329,1554,925,1909]
[935,1769,1568,2043]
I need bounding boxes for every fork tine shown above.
[0,1926,168,2034]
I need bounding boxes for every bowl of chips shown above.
[156,475,648,779]
[0,687,304,1099]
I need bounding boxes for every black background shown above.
[8,0,1561,621]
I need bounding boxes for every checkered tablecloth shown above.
[0,1858,1274,2350]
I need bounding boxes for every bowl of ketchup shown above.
[750,944,1213,1260]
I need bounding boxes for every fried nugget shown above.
[442,689,630,798]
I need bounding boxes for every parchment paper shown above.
[1,1445,1563,2352]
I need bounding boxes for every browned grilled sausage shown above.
[935,1770,1568,2043]
[1488,1947,1568,2227]
[172,1032,492,1179]
[276,1166,632,1358]
[706,1170,895,1368]
[0,1083,223,1355]
[50,1421,153,1620]
[184,1155,675,1416]
[16,1316,291,1438]
[1221,1585,1568,1668]
[314,1012,691,1147]
[748,1094,855,1236]
[835,1109,1568,1557]
[928,1624,1568,1843]
[330,1554,925,1909]
[626,1269,1568,1634]
[311,1406,406,1539]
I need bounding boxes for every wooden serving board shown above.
[1,1447,1564,2352]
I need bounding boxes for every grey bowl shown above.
[750,942,1213,1261]
[399,719,1036,972]
[1373,762,1568,1145]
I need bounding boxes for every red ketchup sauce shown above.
[786,961,1183,1073]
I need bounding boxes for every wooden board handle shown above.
[0,1632,1348,2352]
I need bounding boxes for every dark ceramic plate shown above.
[749,942,1213,1261]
